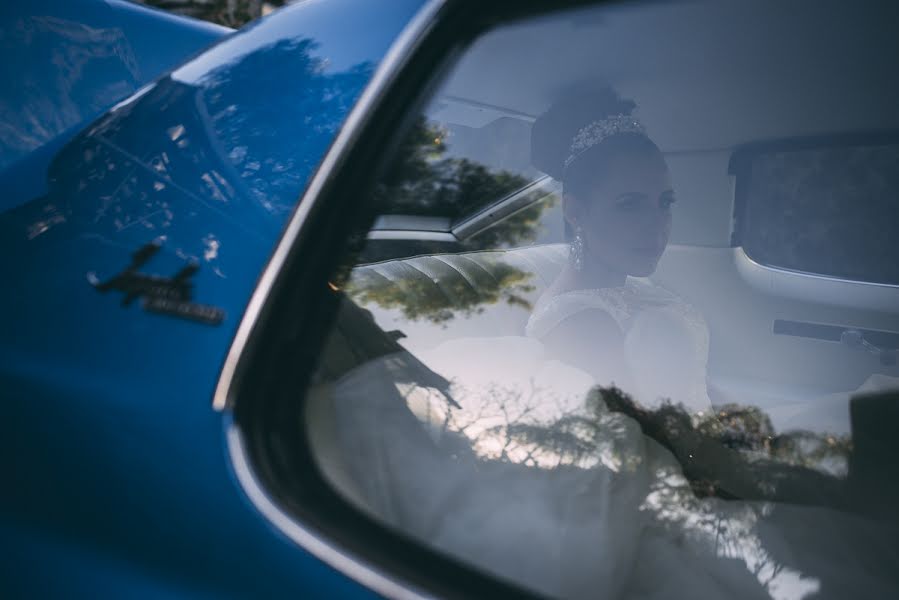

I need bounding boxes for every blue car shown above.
[3,0,899,597]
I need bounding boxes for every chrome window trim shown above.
[367,230,458,242]
[213,0,446,412]
[372,214,453,232]
[225,424,429,600]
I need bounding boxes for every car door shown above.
[0,0,429,597]
[217,0,899,598]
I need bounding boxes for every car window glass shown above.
[299,1,899,597]
[738,143,899,284]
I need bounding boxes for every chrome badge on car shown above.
[88,241,225,325]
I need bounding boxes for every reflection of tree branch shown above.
[597,387,851,507]
[453,383,856,509]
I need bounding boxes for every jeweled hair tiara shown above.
[563,114,646,170]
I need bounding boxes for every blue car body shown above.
[0,0,230,210]
[1,0,426,596]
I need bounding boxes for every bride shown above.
[526,87,711,414]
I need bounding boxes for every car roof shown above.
[436,0,899,152]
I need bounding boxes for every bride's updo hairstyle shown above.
[531,85,663,240]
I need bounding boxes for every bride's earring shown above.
[570,226,586,272]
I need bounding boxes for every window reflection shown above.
[306,0,899,597]
[314,294,898,598]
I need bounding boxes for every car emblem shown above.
[88,241,225,325]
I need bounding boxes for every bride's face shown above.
[570,150,674,278]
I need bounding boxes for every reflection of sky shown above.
[414,337,596,466]
[173,0,418,84]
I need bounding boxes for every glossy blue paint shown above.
[0,0,427,596]
[0,0,230,210]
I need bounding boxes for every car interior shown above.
[335,0,899,429]
[302,0,899,594]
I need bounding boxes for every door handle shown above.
[841,329,897,366]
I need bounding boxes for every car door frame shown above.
[212,0,606,597]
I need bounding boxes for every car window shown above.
[736,141,899,285]
[281,0,899,597]
[367,115,545,225]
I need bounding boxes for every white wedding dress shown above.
[326,343,897,599]
[322,282,898,598]
[525,278,712,414]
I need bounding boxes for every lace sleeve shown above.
[527,283,712,413]
[526,291,631,341]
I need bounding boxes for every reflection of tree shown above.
[374,117,556,248]
[503,387,853,505]
[432,382,854,508]
[201,37,374,218]
[696,403,852,476]
[464,192,558,250]
[0,14,141,167]
[319,298,898,598]
[394,380,857,596]
[10,31,374,283]
[345,259,534,326]
[428,383,886,596]
[325,290,856,507]
[135,0,291,27]
[341,118,569,324]
[617,392,856,504]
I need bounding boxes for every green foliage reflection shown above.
[498,386,853,505]
[346,117,567,324]
[374,117,557,248]
[346,259,534,326]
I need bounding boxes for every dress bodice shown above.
[526,277,712,413]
